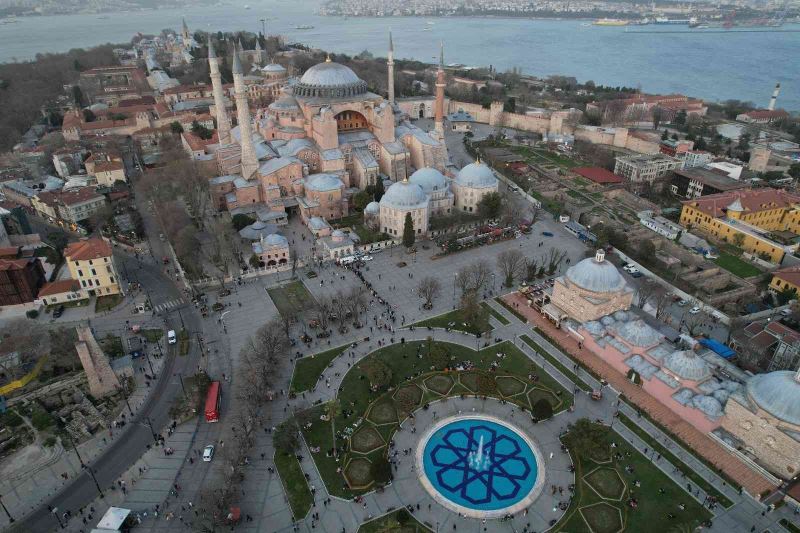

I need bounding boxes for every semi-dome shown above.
[380,179,428,209]
[409,167,447,194]
[564,252,628,294]
[364,201,380,215]
[747,371,800,425]
[263,233,288,247]
[262,63,286,73]
[269,93,299,111]
[294,59,368,99]
[305,173,344,192]
[455,161,498,188]
[663,350,711,381]
[331,229,345,239]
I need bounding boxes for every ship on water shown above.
[593,18,629,26]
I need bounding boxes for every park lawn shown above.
[412,307,492,335]
[480,301,510,325]
[555,422,711,533]
[290,344,349,394]
[359,509,432,532]
[301,340,573,498]
[618,414,733,507]
[95,293,123,313]
[494,296,528,322]
[532,148,581,169]
[268,280,317,319]
[274,449,314,520]
[140,328,163,343]
[178,329,190,356]
[713,252,761,278]
[520,334,592,392]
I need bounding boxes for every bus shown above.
[205,381,221,423]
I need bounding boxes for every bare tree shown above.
[545,248,568,275]
[204,218,237,287]
[497,249,526,288]
[524,257,540,282]
[0,319,48,380]
[653,287,672,322]
[456,260,492,298]
[417,276,441,309]
[681,308,707,337]
[343,285,368,325]
[311,295,334,332]
[634,279,658,309]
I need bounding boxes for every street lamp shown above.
[144,416,159,444]
[65,432,104,499]
[48,506,64,529]
[0,494,14,523]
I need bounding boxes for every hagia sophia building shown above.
[205,34,498,243]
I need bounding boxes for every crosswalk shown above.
[152,298,185,313]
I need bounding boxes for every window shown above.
[110,276,114,284]
[77,269,83,277]
[91,268,97,276]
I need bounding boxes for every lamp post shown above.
[0,494,14,523]
[144,416,159,444]
[48,506,64,529]
[65,433,104,499]
[118,381,134,416]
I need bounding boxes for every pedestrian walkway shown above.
[152,298,185,313]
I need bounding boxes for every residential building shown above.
[57,188,107,224]
[85,152,127,186]
[64,237,121,296]
[0,257,46,306]
[732,320,800,372]
[681,150,713,169]
[659,139,694,157]
[679,189,800,263]
[613,153,682,188]
[736,109,790,124]
[37,279,88,306]
[670,167,749,199]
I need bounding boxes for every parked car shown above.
[52,305,64,318]
[677,299,688,307]
[361,255,374,262]
[689,306,701,315]
[630,272,643,278]
[203,445,215,462]
[168,330,177,345]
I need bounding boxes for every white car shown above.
[360,255,374,262]
[689,306,701,315]
[677,299,688,307]
[624,266,639,274]
[203,445,215,462]
[339,256,356,265]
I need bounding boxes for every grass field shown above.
[95,293,123,313]
[274,449,313,520]
[359,510,432,532]
[556,422,711,532]
[268,280,317,319]
[412,306,492,335]
[618,414,733,507]
[480,301,510,325]
[713,252,761,278]
[290,344,349,393]
[140,328,163,343]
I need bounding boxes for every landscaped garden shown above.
[712,251,762,278]
[297,339,572,498]
[359,509,432,532]
[555,419,711,532]
[274,444,313,520]
[267,280,317,319]
[290,344,349,394]
[411,307,492,335]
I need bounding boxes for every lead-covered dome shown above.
[455,162,498,188]
[294,59,368,99]
[380,179,428,209]
[409,167,447,194]
[747,371,800,425]
[663,350,711,381]
[269,93,299,111]
[305,173,344,192]
[564,252,628,294]
[263,233,288,247]
[364,201,380,215]
[262,63,286,73]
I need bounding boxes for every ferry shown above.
[593,18,629,26]
[295,25,314,30]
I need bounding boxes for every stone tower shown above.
[233,45,259,180]
[208,40,232,145]
[75,326,120,398]
[434,41,446,137]
[181,17,190,42]
[387,31,395,106]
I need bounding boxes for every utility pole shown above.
[144,416,159,444]
[0,494,14,523]
[177,372,187,397]
[47,506,64,529]
[118,381,134,416]
[65,433,104,499]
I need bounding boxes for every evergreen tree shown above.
[373,178,385,201]
[402,212,415,248]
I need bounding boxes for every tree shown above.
[674,110,687,127]
[353,190,371,211]
[634,279,658,309]
[497,249,526,288]
[203,218,237,287]
[532,399,553,420]
[477,191,503,219]
[274,418,300,454]
[777,286,798,306]
[788,163,800,180]
[545,248,568,275]
[311,295,334,332]
[232,213,255,231]
[503,97,516,113]
[456,261,492,298]
[417,276,441,309]
[372,178,385,201]
[402,212,415,248]
[637,240,656,263]
[170,121,183,134]
[731,233,745,249]
[652,106,663,130]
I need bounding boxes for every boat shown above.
[426,21,435,25]
[294,25,314,30]
[580,22,591,27]
[592,18,629,26]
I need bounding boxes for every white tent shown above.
[93,507,131,532]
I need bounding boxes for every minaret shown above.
[387,31,395,106]
[232,46,259,179]
[768,82,781,111]
[208,40,231,145]
[434,41,446,137]
[254,39,263,66]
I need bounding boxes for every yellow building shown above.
[770,266,800,294]
[679,189,800,263]
[64,237,121,296]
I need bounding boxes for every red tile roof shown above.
[38,279,82,297]
[682,188,800,218]
[0,258,32,271]
[574,167,623,184]
[0,246,20,258]
[65,237,113,261]
[773,265,800,288]
[742,109,789,120]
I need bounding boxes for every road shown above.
[7,186,205,533]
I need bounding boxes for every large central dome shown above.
[747,371,800,425]
[564,252,628,294]
[294,59,368,99]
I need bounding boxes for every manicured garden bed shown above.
[359,509,432,532]
[412,307,492,335]
[274,449,313,520]
[290,344,348,394]
[95,293,123,313]
[713,252,761,278]
[267,280,317,319]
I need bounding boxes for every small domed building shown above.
[409,167,453,216]
[451,160,499,213]
[252,233,289,266]
[363,201,380,230]
[379,177,429,238]
[550,250,635,323]
[721,370,800,478]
